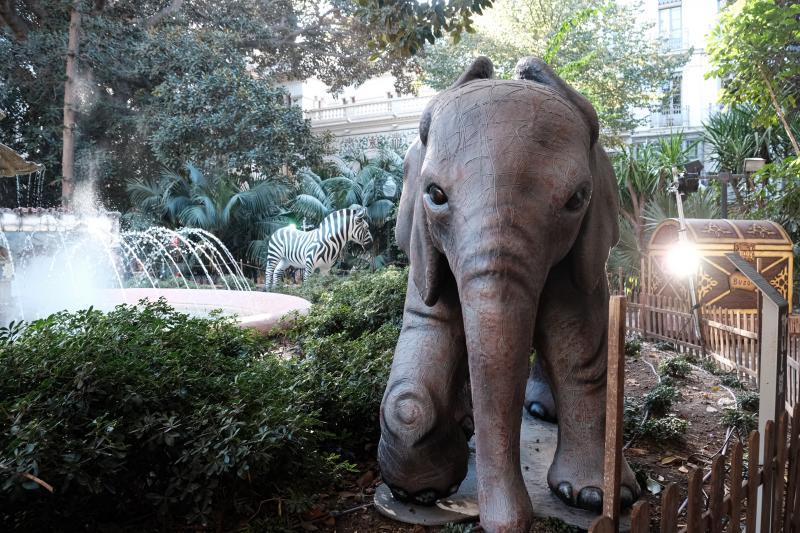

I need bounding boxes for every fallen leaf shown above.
[300,522,318,531]
[661,455,680,465]
[357,470,376,489]
[338,491,357,499]
[657,475,665,482]
[646,477,663,495]
[678,466,689,473]
[627,448,647,456]
[706,406,719,413]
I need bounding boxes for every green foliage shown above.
[0,268,409,529]
[738,391,759,412]
[658,356,692,379]
[707,0,800,151]
[719,372,745,390]
[625,332,642,358]
[641,414,689,441]
[643,382,679,417]
[128,163,292,262]
[0,301,327,529]
[270,147,407,268]
[274,268,408,450]
[623,396,642,440]
[440,523,477,533]
[355,0,494,57]
[0,0,419,208]
[418,0,689,137]
[722,408,757,438]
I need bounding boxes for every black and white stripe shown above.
[265,208,373,288]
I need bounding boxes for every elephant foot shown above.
[478,477,534,533]
[379,385,470,507]
[547,449,640,512]
[524,376,557,423]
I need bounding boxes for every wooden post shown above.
[603,296,626,529]
[726,252,788,532]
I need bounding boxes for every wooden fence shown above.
[624,290,800,408]
[591,406,800,532]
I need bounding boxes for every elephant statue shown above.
[377,56,640,532]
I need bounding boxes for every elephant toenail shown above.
[556,482,574,504]
[448,483,460,496]
[577,487,603,512]
[620,486,635,508]
[391,487,409,502]
[413,489,438,506]
[527,402,557,423]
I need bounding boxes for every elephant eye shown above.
[427,184,448,205]
[565,186,589,211]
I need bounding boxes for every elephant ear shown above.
[513,57,599,146]
[396,139,444,306]
[570,144,620,292]
[420,56,494,146]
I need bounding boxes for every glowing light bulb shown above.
[665,240,699,278]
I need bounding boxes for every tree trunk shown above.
[61,5,81,207]
[760,65,800,158]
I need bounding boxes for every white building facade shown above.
[626,0,727,165]
[295,1,728,163]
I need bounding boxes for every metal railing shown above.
[305,95,433,123]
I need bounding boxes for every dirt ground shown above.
[304,342,750,533]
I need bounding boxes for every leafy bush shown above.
[719,372,745,389]
[625,332,642,358]
[0,301,328,529]
[0,268,410,530]
[658,356,692,379]
[641,414,689,441]
[276,267,407,450]
[643,382,679,416]
[722,408,757,437]
[738,391,759,412]
[623,396,642,440]
[654,341,677,352]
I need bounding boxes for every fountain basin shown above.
[98,289,311,332]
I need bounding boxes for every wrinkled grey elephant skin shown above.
[377,56,640,533]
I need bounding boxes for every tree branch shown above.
[0,0,30,41]
[22,0,46,22]
[142,0,184,29]
[759,64,800,157]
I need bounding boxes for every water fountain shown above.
[0,145,309,330]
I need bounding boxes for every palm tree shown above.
[127,163,290,261]
[289,147,405,265]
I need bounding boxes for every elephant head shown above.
[379,57,638,532]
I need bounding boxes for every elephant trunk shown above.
[457,266,542,531]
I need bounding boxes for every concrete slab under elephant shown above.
[375,415,632,530]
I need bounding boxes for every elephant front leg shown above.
[536,266,640,513]
[378,274,471,505]
[524,354,557,422]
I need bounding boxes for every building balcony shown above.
[305,95,433,125]
[650,107,688,129]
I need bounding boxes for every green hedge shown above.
[0,267,409,530]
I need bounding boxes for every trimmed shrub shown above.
[722,408,757,437]
[625,333,642,358]
[658,356,692,379]
[719,372,745,389]
[738,391,759,412]
[641,414,689,441]
[0,301,328,529]
[0,268,411,530]
[643,382,679,416]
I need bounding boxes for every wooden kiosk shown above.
[646,219,794,312]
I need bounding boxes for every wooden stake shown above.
[603,295,626,528]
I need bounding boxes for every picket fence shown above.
[624,290,800,409]
[591,406,800,532]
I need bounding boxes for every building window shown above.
[659,5,682,51]
[660,74,682,116]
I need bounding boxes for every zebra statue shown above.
[265,208,373,288]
